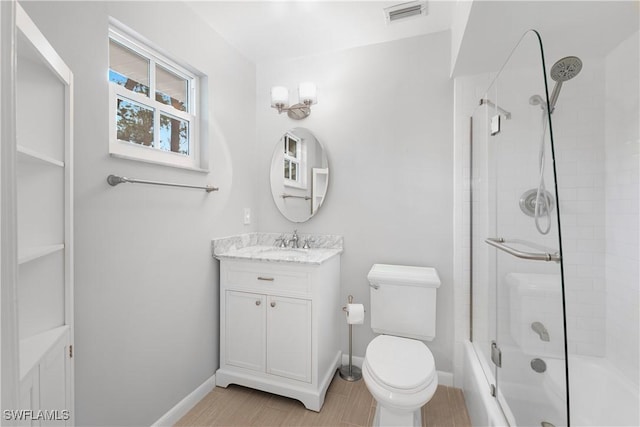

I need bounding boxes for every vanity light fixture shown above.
[271,82,317,120]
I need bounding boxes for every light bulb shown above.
[271,86,289,107]
[298,82,317,105]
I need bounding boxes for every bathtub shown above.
[463,341,509,427]
[546,355,639,427]
[463,341,640,426]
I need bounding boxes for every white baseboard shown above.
[437,370,454,387]
[151,374,216,427]
[340,354,454,387]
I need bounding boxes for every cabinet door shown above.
[19,370,40,427]
[266,296,312,383]
[225,291,266,372]
[39,339,71,426]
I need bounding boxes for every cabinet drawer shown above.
[224,263,311,295]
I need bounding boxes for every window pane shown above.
[284,159,290,179]
[291,162,297,181]
[109,39,150,96]
[160,113,189,155]
[156,65,188,112]
[287,137,297,158]
[116,97,154,146]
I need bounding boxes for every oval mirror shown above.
[270,127,329,223]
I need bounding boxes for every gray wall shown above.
[22,2,257,425]
[255,32,455,372]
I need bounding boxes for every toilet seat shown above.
[365,335,436,393]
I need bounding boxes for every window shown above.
[108,26,205,170]
[283,132,307,189]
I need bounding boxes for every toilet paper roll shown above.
[345,303,365,325]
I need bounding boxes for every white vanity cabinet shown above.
[225,291,312,382]
[216,255,341,412]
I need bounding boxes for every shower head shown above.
[550,56,583,82]
[529,94,545,107]
[548,56,582,112]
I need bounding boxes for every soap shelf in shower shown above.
[485,237,561,262]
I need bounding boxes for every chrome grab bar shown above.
[485,237,561,262]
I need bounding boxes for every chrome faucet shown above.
[531,321,550,342]
[289,229,299,249]
[274,234,287,248]
[302,237,314,249]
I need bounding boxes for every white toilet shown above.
[363,264,441,427]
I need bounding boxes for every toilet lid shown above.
[365,335,436,391]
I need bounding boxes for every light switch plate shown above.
[243,208,251,225]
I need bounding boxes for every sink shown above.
[256,246,312,260]
[259,247,309,255]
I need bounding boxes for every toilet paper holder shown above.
[342,295,366,314]
[339,295,364,382]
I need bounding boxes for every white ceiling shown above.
[453,1,640,76]
[186,1,639,73]
[186,1,454,63]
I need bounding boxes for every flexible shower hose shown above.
[535,111,551,235]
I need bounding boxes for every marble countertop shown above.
[214,245,342,265]
[212,232,343,265]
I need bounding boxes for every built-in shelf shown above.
[18,244,64,265]
[19,325,69,380]
[17,145,64,168]
[13,4,74,413]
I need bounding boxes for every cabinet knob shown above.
[255,300,261,306]
[270,301,276,308]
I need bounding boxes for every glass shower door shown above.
[471,30,569,427]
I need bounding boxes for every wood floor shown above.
[176,373,472,427]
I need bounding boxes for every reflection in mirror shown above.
[270,128,329,223]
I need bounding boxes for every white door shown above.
[266,295,311,383]
[225,291,266,372]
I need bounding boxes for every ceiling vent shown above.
[384,1,428,24]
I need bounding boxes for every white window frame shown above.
[108,26,206,171]
[283,132,307,189]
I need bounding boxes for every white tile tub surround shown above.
[552,57,608,358]
[452,60,612,373]
[604,31,640,387]
[506,273,564,358]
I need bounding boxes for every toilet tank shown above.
[368,264,441,341]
